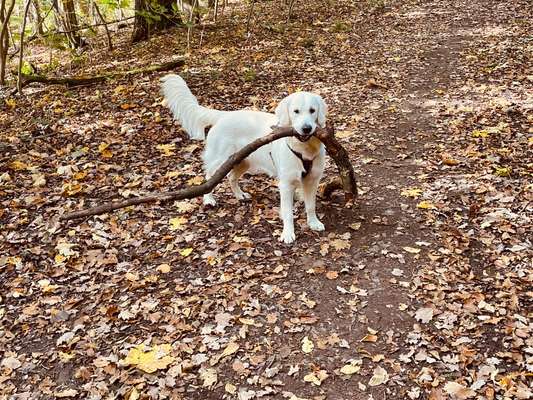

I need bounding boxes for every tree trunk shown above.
[132,0,180,43]
[0,0,16,85]
[131,0,148,42]
[17,0,32,92]
[53,0,83,48]
[29,0,44,36]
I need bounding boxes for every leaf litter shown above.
[1,0,531,398]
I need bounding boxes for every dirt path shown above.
[1,0,531,398]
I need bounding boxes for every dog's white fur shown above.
[161,74,327,244]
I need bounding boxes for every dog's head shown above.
[275,92,327,141]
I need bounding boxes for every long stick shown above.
[61,127,298,221]
[19,58,184,88]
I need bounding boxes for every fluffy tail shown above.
[161,74,226,140]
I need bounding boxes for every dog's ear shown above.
[275,95,292,127]
[315,95,328,128]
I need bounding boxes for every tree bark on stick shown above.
[316,124,358,202]
[61,125,358,221]
[18,58,184,88]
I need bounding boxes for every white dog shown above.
[161,74,327,244]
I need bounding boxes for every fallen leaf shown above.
[368,366,389,386]
[443,381,475,399]
[301,336,314,353]
[122,343,174,373]
[415,307,434,323]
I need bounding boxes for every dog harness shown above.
[287,145,313,179]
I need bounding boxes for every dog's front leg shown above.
[279,181,296,244]
[303,175,324,232]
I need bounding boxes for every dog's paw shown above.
[279,230,296,244]
[203,194,217,206]
[308,219,325,232]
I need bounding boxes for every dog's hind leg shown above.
[229,161,251,200]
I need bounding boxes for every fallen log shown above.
[19,58,185,88]
[61,125,358,221]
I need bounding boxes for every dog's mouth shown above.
[297,134,313,142]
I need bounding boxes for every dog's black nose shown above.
[302,125,312,134]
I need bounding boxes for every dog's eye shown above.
[310,108,315,113]
[294,109,300,114]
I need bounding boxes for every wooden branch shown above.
[19,58,184,88]
[61,127,297,221]
[316,123,358,202]
[60,124,358,221]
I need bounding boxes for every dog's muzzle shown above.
[298,125,314,141]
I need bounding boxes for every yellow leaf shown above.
[340,360,362,375]
[157,264,171,273]
[336,130,354,139]
[123,344,174,373]
[443,382,475,399]
[331,239,351,251]
[55,254,66,264]
[166,170,181,178]
[56,242,77,257]
[125,272,139,281]
[73,171,88,180]
[303,369,328,386]
[349,222,361,231]
[32,173,46,187]
[156,144,176,156]
[220,342,239,358]
[472,129,489,138]
[368,366,389,386]
[5,98,16,108]
[200,368,218,387]
[301,336,314,353]
[494,166,511,177]
[62,182,83,196]
[187,176,204,185]
[169,216,187,231]
[9,160,28,171]
[401,188,423,198]
[101,149,113,158]
[38,279,59,293]
[126,387,140,400]
[58,351,75,362]
[175,201,195,213]
[417,201,435,209]
[98,143,110,152]
[179,248,193,257]
[211,342,240,365]
[239,318,256,325]
[403,246,421,254]
[225,383,237,394]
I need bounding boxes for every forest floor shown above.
[1,0,531,399]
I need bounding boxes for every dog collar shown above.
[287,145,314,178]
